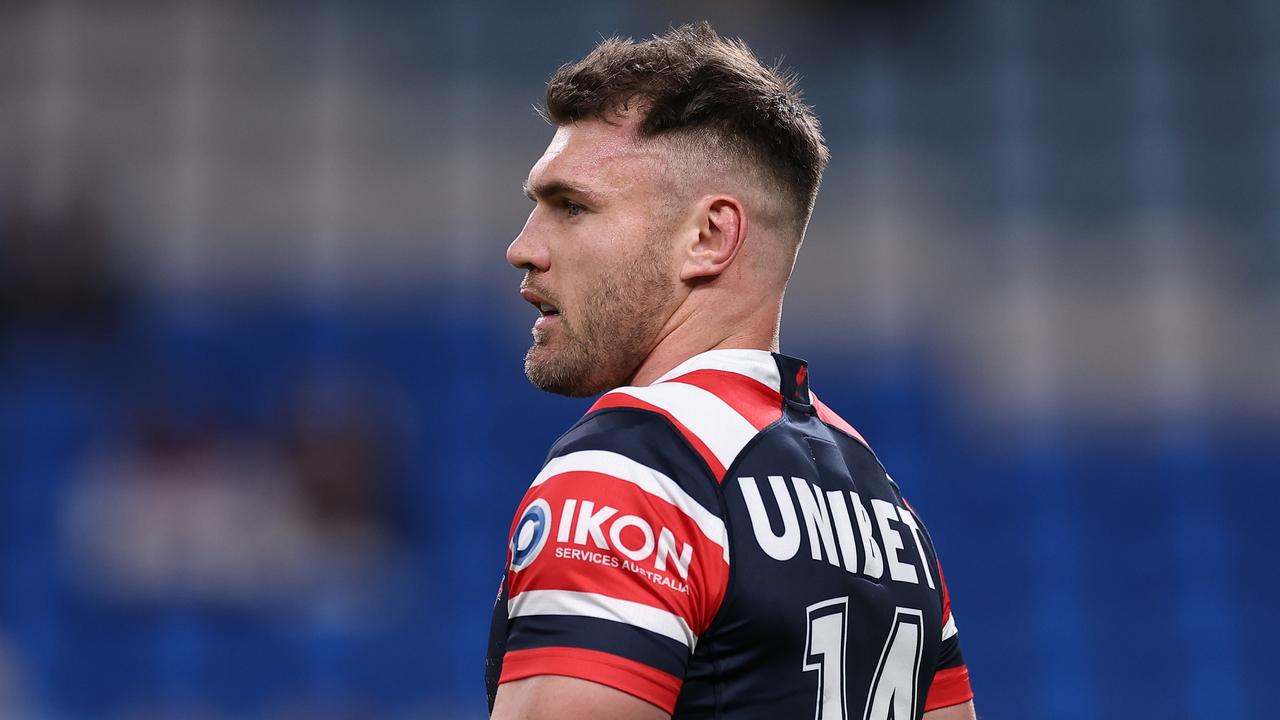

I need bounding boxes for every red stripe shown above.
[589,393,727,479]
[500,646,682,714]
[811,393,869,447]
[664,369,784,431]
[924,665,974,711]
[508,471,729,633]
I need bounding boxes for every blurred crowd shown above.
[3,185,400,610]
[65,372,394,611]
[1,182,421,718]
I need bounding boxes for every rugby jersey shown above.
[486,349,973,718]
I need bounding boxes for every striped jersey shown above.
[486,349,974,718]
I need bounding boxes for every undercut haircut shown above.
[544,22,829,236]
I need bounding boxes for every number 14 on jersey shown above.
[804,598,925,720]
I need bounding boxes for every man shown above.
[487,23,975,720]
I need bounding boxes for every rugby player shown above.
[487,22,976,720]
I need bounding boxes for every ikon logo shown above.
[557,498,696,580]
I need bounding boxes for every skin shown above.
[497,115,978,720]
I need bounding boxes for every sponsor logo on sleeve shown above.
[508,495,697,593]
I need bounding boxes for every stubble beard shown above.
[523,253,672,398]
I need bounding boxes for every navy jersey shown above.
[486,350,973,718]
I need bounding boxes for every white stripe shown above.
[942,613,958,641]
[612,382,759,472]
[654,348,781,393]
[532,450,729,562]
[510,589,697,649]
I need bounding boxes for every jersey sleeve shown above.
[923,560,975,711]
[497,407,730,714]
[894,494,975,712]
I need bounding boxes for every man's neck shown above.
[625,303,782,388]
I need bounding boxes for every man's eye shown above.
[565,202,584,218]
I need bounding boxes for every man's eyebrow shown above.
[522,179,598,203]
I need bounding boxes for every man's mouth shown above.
[520,287,561,327]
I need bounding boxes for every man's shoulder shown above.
[529,402,726,552]
[574,372,786,483]
[546,401,716,483]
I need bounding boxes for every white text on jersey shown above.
[554,498,696,581]
[738,476,935,588]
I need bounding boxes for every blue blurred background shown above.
[1,1,1276,718]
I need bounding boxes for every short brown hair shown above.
[544,22,829,234]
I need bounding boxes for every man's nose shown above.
[507,211,550,271]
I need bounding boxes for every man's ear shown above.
[680,195,746,281]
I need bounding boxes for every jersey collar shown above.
[651,348,811,404]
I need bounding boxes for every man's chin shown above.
[524,346,610,398]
